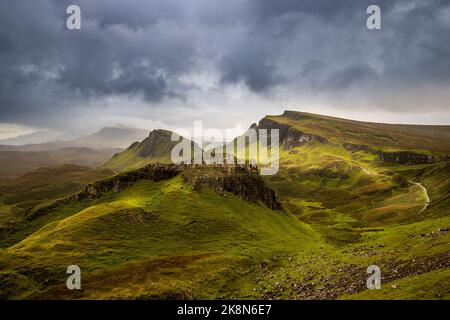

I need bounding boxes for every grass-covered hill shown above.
[0,164,320,299]
[226,110,450,299]
[0,165,114,228]
[103,129,202,172]
[266,111,450,155]
[0,110,448,300]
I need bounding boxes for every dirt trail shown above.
[409,181,430,213]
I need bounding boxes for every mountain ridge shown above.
[0,110,449,299]
[104,129,202,171]
[0,126,148,151]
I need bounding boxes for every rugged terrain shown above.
[0,111,449,300]
[0,126,148,182]
[103,129,203,172]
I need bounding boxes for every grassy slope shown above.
[0,165,114,228]
[269,111,450,154]
[340,269,450,300]
[103,142,172,172]
[0,176,321,299]
[103,129,187,172]
[245,111,450,299]
[0,111,448,300]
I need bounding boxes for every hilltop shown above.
[104,129,202,172]
[262,111,450,155]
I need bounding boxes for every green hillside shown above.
[0,111,448,300]
[227,110,450,298]
[267,111,450,154]
[104,129,201,172]
[0,165,113,228]
[0,165,320,299]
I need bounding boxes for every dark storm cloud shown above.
[380,0,450,87]
[0,0,202,127]
[0,0,449,129]
[219,36,281,92]
[326,64,380,90]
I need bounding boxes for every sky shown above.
[0,0,450,141]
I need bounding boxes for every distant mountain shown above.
[104,129,202,171]
[0,147,119,183]
[0,126,149,151]
[69,127,149,149]
[0,130,62,146]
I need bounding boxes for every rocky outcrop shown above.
[281,110,304,121]
[137,129,177,158]
[343,143,375,153]
[183,165,282,210]
[26,164,183,220]
[70,164,182,201]
[344,142,436,165]
[26,163,282,221]
[256,117,327,149]
[378,151,435,165]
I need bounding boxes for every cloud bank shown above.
[0,0,449,138]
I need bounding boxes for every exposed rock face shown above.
[26,163,282,220]
[127,141,140,150]
[378,151,435,165]
[256,117,327,149]
[26,164,183,220]
[137,129,176,158]
[344,143,436,165]
[343,143,374,153]
[183,165,282,210]
[71,163,182,201]
[281,110,304,120]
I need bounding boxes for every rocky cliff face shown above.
[256,117,327,149]
[378,151,435,165]
[183,165,282,210]
[137,129,177,158]
[343,143,374,153]
[26,164,183,220]
[71,163,182,201]
[343,142,436,165]
[26,163,282,220]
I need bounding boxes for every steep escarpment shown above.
[25,164,282,221]
[377,151,435,165]
[77,164,281,210]
[343,143,436,165]
[268,110,450,155]
[104,129,205,171]
[238,112,445,170]
[24,164,182,220]
[183,165,282,210]
[71,163,182,201]
[255,117,327,149]
[136,129,179,158]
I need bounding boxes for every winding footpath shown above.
[409,181,430,213]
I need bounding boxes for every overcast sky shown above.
[1,0,449,140]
